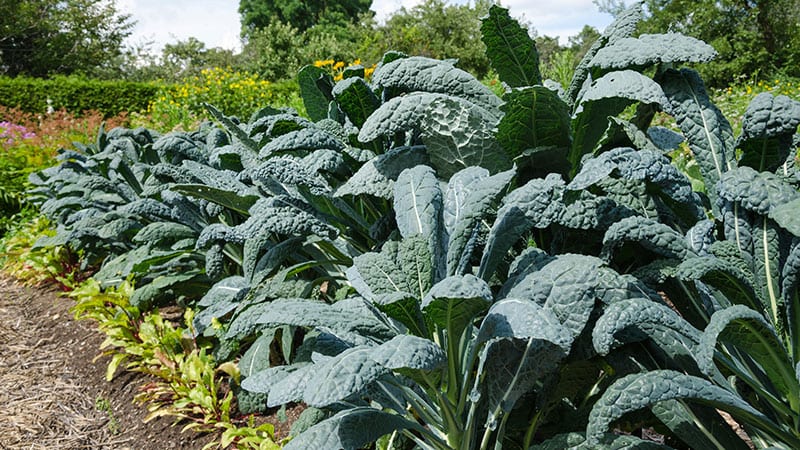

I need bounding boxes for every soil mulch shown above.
[0,276,218,450]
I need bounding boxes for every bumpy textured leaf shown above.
[266,364,318,405]
[717,166,800,216]
[246,155,332,195]
[594,268,663,305]
[371,56,503,112]
[446,167,515,275]
[590,34,717,70]
[782,241,800,313]
[770,198,800,237]
[478,298,573,351]
[737,93,800,172]
[236,196,338,241]
[238,330,277,378]
[570,147,695,204]
[420,95,512,178]
[443,167,489,236]
[557,190,634,230]
[502,254,604,338]
[349,235,433,301]
[369,334,446,371]
[372,292,426,337]
[332,77,380,128]
[476,298,573,422]
[601,216,691,262]
[241,364,303,395]
[479,173,566,280]
[303,347,389,407]
[334,145,428,199]
[685,220,716,256]
[359,92,497,143]
[572,70,669,168]
[586,370,769,445]
[593,298,701,357]
[171,184,258,216]
[251,297,396,346]
[480,5,541,87]
[531,432,671,449]
[259,127,345,157]
[660,68,735,194]
[497,86,572,162]
[193,276,250,334]
[479,336,566,424]
[676,256,758,310]
[506,247,554,281]
[697,305,797,401]
[753,222,784,316]
[422,274,493,336]
[283,407,423,450]
[132,222,197,246]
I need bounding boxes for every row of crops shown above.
[13,4,800,449]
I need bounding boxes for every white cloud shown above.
[121,0,617,54]
[120,0,242,54]
[502,0,616,42]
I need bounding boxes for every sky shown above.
[117,0,618,55]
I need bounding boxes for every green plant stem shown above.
[522,409,543,449]
[392,387,447,445]
[716,351,796,420]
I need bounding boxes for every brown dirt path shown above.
[0,277,214,450]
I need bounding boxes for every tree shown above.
[632,0,800,85]
[379,0,494,78]
[0,0,133,78]
[239,0,372,35]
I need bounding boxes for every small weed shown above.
[95,395,121,435]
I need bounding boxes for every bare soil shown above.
[0,277,302,450]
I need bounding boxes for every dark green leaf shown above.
[480,4,541,87]
[497,86,571,163]
[297,65,334,122]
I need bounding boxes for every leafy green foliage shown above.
[21,2,800,448]
[0,76,159,118]
[637,0,800,86]
[238,0,371,34]
[480,5,541,87]
[0,0,133,78]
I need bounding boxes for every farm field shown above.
[2,2,800,449]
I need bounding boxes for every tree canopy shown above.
[239,0,372,35]
[596,0,800,85]
[0,0,134,78]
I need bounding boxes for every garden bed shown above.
[0,277,214,449]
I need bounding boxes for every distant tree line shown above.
[1,0,798,86]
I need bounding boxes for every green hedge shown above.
[0,76,161,117]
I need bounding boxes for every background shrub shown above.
[141,67,303,130]
[0,75,159,117]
